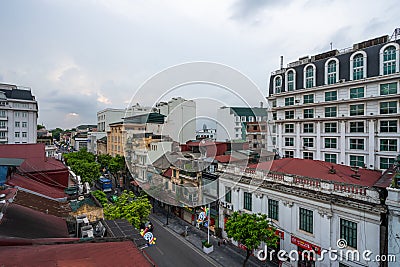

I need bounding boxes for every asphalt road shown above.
[144,215,220,267]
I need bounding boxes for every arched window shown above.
[383,46,396,75]
[274,75,282,93]
[380,43,399,75]
[326,59,338,85]
[304,64,315,88]
[350,51,367,80]
[286,69,296,91]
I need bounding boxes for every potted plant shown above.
[202,240,214,254]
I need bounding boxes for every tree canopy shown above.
[103,190,152,229]
[97,154,126,175]
[64,148,100,184]
[225,212,279,266]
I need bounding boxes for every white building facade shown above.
[216,106,268,142]
[218,159,387,267]
[267,34,400,170]
[157,97,196,144]
[0,84,38,144]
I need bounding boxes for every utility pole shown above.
[207,203,210,244]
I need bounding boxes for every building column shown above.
[368,119,376,169]
[316,122,321,160]
[340,121,346,164]
[295,122,301,158]
[278,123,283,156]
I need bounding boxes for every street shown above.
[144,214,221,267]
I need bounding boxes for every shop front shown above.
[291,235,321,267]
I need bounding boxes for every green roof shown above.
[230,107,268,117]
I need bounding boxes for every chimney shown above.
[280,56,284,69]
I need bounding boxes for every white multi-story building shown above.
[156,97,196,144]
[267,32,400,170]
[0,83,38,144]
[218,158,389,267]
[196,127,216,140]
[216,106,268,142]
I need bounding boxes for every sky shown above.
[0,0,399,129]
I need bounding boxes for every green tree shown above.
[97,154,112,169]
[64,149,100,184]
[103,190,152,229]
[37,124,45,130]
[50,127,63,141]
[64,148,96,164]
[225,212,279,267]
[109,154,126,174]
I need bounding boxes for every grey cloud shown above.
[230,0,291,20]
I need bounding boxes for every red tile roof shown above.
[0,203,69,238]
[214,155,240,163]
[249,158,383,187]
[7,174,67,199]
[0,241,154,266]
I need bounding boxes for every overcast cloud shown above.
[0,0,398,129]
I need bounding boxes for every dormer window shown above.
[286,69,296,91]
[325,59,339,85]
[380,43,399,75]
[350,51,367,80]
[274,76,282,93]
[304,64,316,88]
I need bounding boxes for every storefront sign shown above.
[291,235,321,255]
[275,229,284,240]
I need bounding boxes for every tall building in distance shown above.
[0,83,38,144]
[268,30,400,170]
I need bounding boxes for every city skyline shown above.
[0,0,399,129]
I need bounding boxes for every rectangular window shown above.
[285,124,294,133]
[303,138,314,148]
[303,108,314,119]
[325,153,337,163]
[285,137,294,146]
[268,199,279,221]
[325,122,337,133]
[299,208,313,233]
[303,123,314,133]
[285,151,294,158]
[285,97,294,106]
[325,138,337,148]
[0,110,5,117]
[350,155,364,167]
[285,110,294,119]
[350,121,364,133]
[22,122,27,127]
[380,82,397,95]
[225,187,231,203]
[15,111,20,117]
[15,132,20,138]
[380,157,395,169]
[22,132,27,138]
[380,139,397,151]
[350,87,364,99]
[303,94,314,104]
[349,139,364,150]
[241,116,246,122]
[272,112,277,120]
[380,101,397,114]
[325,106,337,117]
[15,121,20,127]
[303,152,313,160]
[349,104,364,116]
[0,121,5,128]
[325,91,337,101]
[380,120,397,132]
[271,100,277,108]
[22,112,27,118]
[244,192,252,211]
[340,219,357,249]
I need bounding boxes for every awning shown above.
[0,158,24,166]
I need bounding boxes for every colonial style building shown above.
[267,32,400,170]
[218,158,391,267]
[0,83,38,144]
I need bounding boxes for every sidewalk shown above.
[151,205,278,267]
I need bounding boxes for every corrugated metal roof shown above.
[0,158,24,166]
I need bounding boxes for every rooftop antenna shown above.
[330,42,333,50]
[280,56,284,69]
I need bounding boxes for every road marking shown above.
[155,246,164,255]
